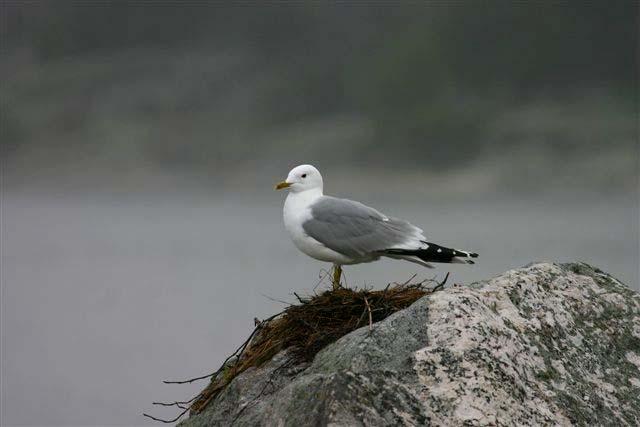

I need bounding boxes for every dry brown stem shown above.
[144,274,450,423]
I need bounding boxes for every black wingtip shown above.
[389,242,479,265]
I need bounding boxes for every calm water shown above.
[2,189,638,426]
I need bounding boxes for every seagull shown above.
[275,164,478,289]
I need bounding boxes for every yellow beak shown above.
[275,181,292,190]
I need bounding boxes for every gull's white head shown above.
[275,164,323,193]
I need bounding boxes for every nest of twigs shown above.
[144,275,447,423]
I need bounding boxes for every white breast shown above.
[283,192,354,264]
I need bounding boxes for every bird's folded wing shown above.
[302,196,424,258]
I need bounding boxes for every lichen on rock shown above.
[179,263,640,426]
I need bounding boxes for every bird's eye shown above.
[301,174,307,178]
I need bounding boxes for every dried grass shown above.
[189,279,439,414]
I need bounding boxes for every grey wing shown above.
[302,196,424,258]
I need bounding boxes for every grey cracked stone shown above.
[179,262,640,426]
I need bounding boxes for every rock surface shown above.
[180,263,640,426]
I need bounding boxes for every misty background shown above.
[1,2,638,426]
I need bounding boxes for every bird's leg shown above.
[332,265,342,290]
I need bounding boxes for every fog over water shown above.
[2,184,637,425]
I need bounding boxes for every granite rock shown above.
[180,263,640,426]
